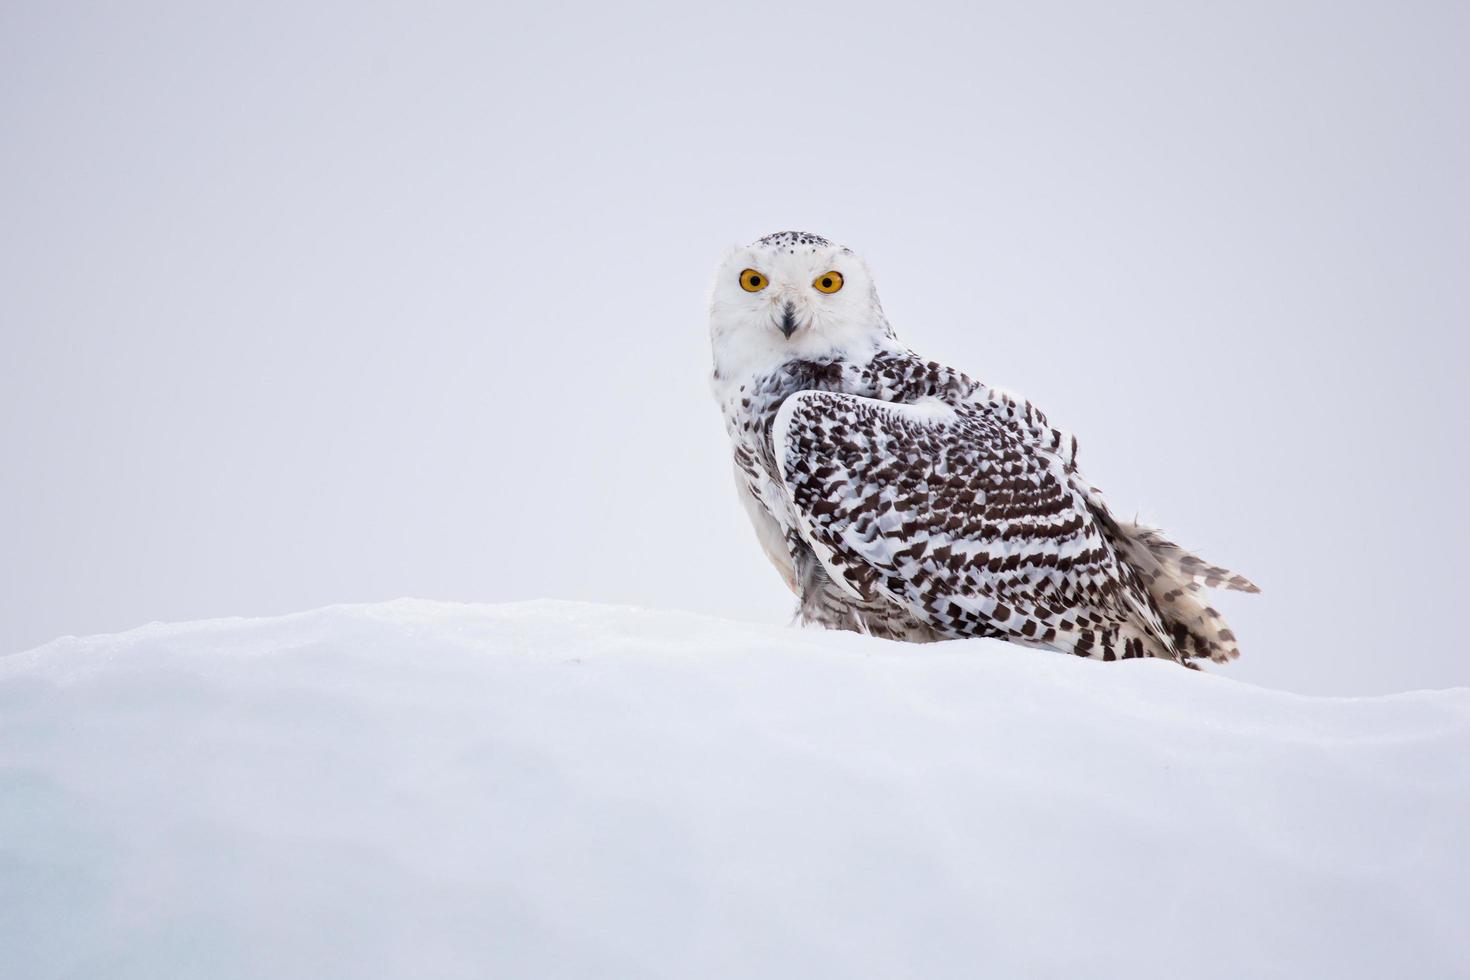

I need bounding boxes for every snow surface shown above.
[2,600,1467,979]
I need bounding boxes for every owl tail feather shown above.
[1103,518,1258,664]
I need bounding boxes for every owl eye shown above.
[739,269,768,292]
[813,271,844,293]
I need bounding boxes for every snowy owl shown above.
[710,231,1257,665]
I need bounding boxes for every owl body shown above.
[711,232,1257,665]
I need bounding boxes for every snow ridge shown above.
[2,600,1467,979]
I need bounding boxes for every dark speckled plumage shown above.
[712,234,1257,665]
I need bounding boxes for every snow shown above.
[2,600,1467,979]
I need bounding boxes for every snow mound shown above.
[3,600,1467,979]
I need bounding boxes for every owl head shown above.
[709,231,897,383]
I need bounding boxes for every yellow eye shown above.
[739,269,768,292]
[813,271,844,293]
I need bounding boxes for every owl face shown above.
[709,232,892,382]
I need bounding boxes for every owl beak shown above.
[778,301,799,338]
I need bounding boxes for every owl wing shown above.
[771,389,1174,660]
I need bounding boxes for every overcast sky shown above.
[3,1,1466,696]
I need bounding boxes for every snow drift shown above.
[2,600,1466,979]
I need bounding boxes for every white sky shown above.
[3,1,1466,696]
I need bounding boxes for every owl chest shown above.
[725,362,871,462]
[721,385,825,543]
[724,396,796,523]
